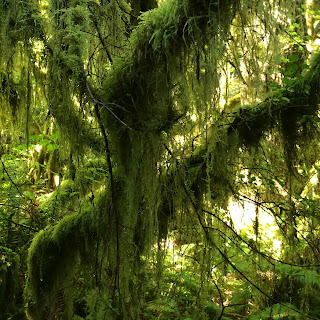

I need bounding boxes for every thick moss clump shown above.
[39,180,80,221]
[100,0,240,130]
[25,199,103,320]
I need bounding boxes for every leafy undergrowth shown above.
[140,240,247,320]
[139,237,320,320]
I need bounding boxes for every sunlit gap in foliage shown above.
[228,199,282,258]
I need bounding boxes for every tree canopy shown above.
[1,0,320,319]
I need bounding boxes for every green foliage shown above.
[141,242,221,320]
[249,303,301,320]
[0,247,21,320]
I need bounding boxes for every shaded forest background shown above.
[1,0,320,319]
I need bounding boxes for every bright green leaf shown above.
[270,81,278,88]
[39,139,51,146]
[288,54,299,62]
[281,97,290,103]
[16,144,28,151]
[29,135,42,141]
[300,63,309,69]
[47,144,59,151]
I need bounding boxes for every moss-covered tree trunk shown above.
[22,0,240,319]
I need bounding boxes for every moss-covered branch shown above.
[25,195,106,319]
[228,52,320,164]
[99,0,239,131]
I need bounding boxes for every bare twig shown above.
[0,145,26,200]
[85,77,133,130]
[87,3,113,65]
[0,216,38,232]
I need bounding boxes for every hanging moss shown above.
[100,0,239,126]
[41,0,101,155]
[0,0,44,45]
[227,103,273,147]
[228,53,320,170]
[87,3,240,316]
[95,0,241,238]
[0,0,45,146]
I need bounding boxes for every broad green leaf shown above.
[288,62,299,72]
[29,134,43,141]
[270,81,278,88]
[281,97,290,103]
[16,144,28,151]
[39,139,51,146]
[288,54,299,62]
[50,133,59,140]
[47,144,59,151]
[282,77,295,85]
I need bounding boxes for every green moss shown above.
[0,0,44,45]
[39,180,79,221]
[22,1,256,319]
[25,200,100,319]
